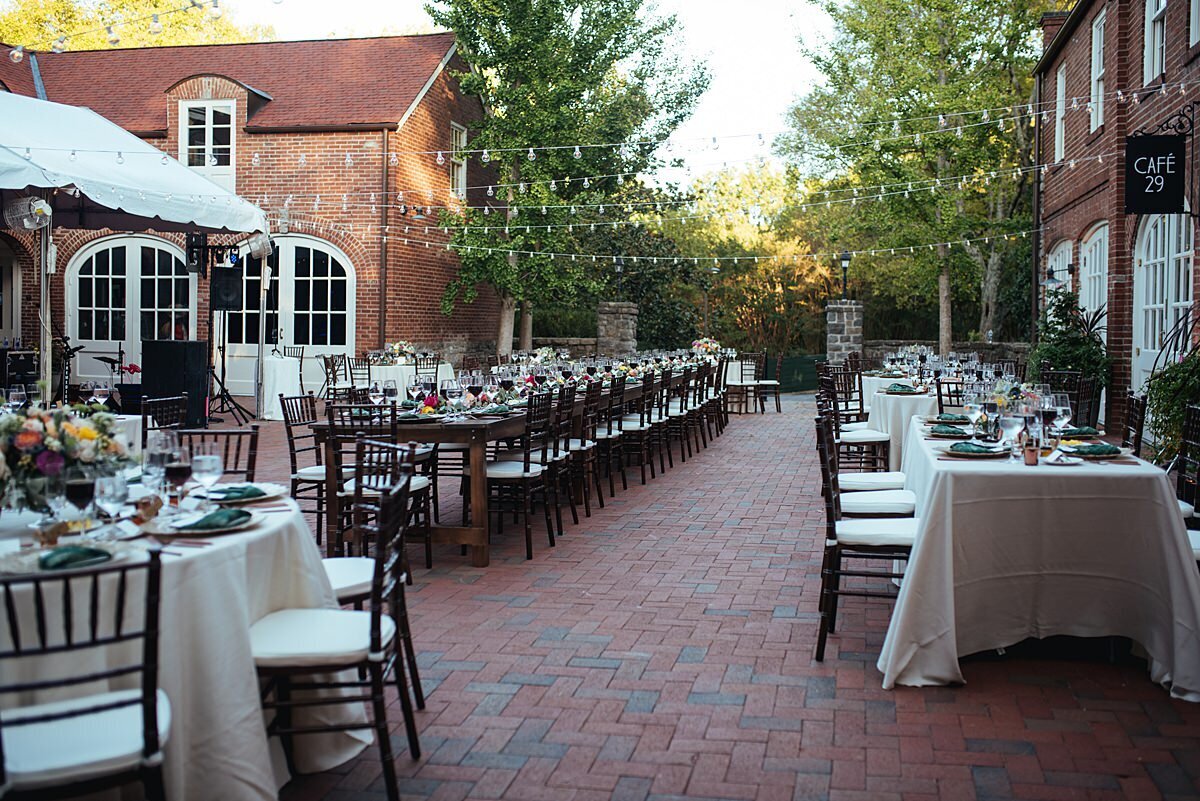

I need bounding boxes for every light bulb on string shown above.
[981,109,990,122]
[344,153,353,167]
[150,13,163,34]
[527,147,536,161]
[298,153,307,166]
[582,177,590,188]
[7,46,22,64]
[549,180,557,191]
[313,196,320,211]
[209,1,221,18]
[481,149,490,163]
[208,153,218,166]
[251,153,261,166]
[116,152,124,165]
[52,37,67,53]
[389,152,399,166]
[436,151,445,165]
[105,25,120,45]
[21,147,30,160]
[914,132,922,145]
[69,150,77,162]
[955,126,963,137]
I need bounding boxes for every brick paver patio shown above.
[246,396,1200,801]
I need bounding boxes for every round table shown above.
[261,354,302,420]
[865,390,938,470]
[0,500,367,800]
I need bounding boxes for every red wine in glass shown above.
[165,462,192,489]
[535,374,548,386]
[468,384,484,397]
[500,378,515,391]
[561,369,573,380]
[586,366,597,377]
[65,478,95,511]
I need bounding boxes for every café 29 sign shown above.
[1125,135,1187,214]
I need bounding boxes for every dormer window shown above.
[179,100,235,191]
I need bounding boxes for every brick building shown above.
[0,33,500,393]
[1035,0,1200,425]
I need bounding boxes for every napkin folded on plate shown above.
[1064,442,1120,457]
[887,383,917,393]
[937,413,970,423]
[948,441,1003,454]
[931,424,969,436]
[175,508,252,531]
[39,545,112,571]
[398,412,422,420]
[210,485,267,501]
[1062,426,1099,436]
[400,399,419,409]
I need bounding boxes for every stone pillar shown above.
[597,301,638,355]
[825,300,863,363]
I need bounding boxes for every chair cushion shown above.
[343,474,430,495]
[840,429,890,444]
[561,438,596,451]
[835,517,918,548]
[3,689,171,791]
[756,379,780,386]
[839,471,906,491]
[842,421,870,432]
[250,608,395,668]
[464,460,545,479]
[1179,498,1195,519]
[293,464,352,482]
[437,442,472,452]
[323,556,375,601]
[594,428,623,439]
[840,489,917,516]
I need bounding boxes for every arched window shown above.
[66,236,196,383]
[1047,239,1073,288]
[1134,214,1193,389]
[1079,223,1109,339]
[221,235,356,394]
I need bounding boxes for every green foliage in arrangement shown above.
[1026,289,1110,387]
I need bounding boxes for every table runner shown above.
[879,418,1200,700]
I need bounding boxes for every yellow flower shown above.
[62,422,78,437]
[77,426,98,441]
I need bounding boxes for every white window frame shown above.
[1090,10,1106,131]
[1055,65,1066,162]
[1133,212,1193,388]
[1080,223,1109,343]
[1145,0,1167,85]
[1047,240,1073,290]
[1192,0,1200,46]
[178,99,236,191]
[450,122,467,200]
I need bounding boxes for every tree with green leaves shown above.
[782,0,1064,352]
[0,0,270,51]
[425,0,708,355]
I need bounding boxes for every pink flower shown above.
[423,394,439,408]
[35,449,64,476]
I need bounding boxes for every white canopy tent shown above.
[0,91,268,408]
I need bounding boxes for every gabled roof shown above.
[0,45,39,97]
[30,32,457,133]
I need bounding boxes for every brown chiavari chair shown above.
[665,366,696,464]
[562,378,605,516]
[936,378,965,416]
[0,549,168,800]
[140,393,188,450]
[1176,404,1200,532]
[467,391,556,559]
[756,353,784,413]
[325,402,398,557]
[708,356,729,434]
[545,382,579,535]
[282,345,305,392]
[596,375,628,497]
[817,374,890,472]
[461,354,482,372]
[486,354,501,371]
[415,356,441,385]
[176,425,260,482]
[252,465,423,800]
[345,357,372,387]
[1122,392,1147,459]
[1076,375,1098,431]
[829,364,867,422]
[279,392,327,545]
[727,352,763,414]
[1040,369,1082,416]
[319,353,349,401]
[813,415,916,661]
[621,371,663,485]
[690,362,713,450]
[651,367,674,473]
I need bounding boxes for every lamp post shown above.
[703,265,719,335]
[839,250,851,300]
[614,256,624,301]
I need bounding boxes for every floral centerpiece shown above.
[386,341,416,362]
[692,338,721,356]
[0,405,130,513]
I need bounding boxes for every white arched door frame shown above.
[1133,211,1193,391]
[220,234,357,396]
[1047,239,1073,290]
[1079,222,1109,344]
[64,234,197,385]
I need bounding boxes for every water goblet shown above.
[92,472,129,540]
[998,415,1025,461]
[1053,393,1072,431]
[190,442,225,511]
[368,382,385,405]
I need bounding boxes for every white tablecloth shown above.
[879,419,1200,701]
[371,361,454,389]
[114,414,142,458]
[725,360,758,385]
[864,389,937,470]
[861,375,914,401]
[0,501,369,800]
[261,355,302,420]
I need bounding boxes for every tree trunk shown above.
[936,46,952,357]
[519,301,533,350]
[978,250,1002,340]
[497,293,516,356]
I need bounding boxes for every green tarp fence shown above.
[762,355,821,393]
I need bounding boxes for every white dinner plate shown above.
[210,482,288,505]
[140,510,263,537]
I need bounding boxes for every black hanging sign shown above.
[1125,135,1187,214]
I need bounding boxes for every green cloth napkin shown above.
[175,508,252,531]
[931,424,969,436]
[480,404,510,414]
[398,412,422,420]
[886,383,917,393]
[937,413,970,423]
[949,441,1003,454]
[1065,442,1120,457]
[39,545,112,571]
[210,485,266,501]
[400,399,419,409]
[1062,426,1099,436]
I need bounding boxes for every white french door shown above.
[0,243,21,345]
[65,236,197,385]
[1133,214,1193,391]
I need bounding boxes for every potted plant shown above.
[1144,350,1200,463]
[1027,290,1109,425]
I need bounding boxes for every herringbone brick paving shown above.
[245,396,1200,801]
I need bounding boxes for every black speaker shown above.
[210,265,242,311]
[140,340,209,427]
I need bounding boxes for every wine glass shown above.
[1053,394,1072,432]
[92,472,129,540]
[963,390,983,436]
[63,464,96,524]
[441,379,464,418]
[998,415,1025,461]
[164,444,192,510]
[8,385,26,410]
[368,382,385,406]
[93,384,111,406]
[407,378,424,404]
[190,442,224,511]
[383,379,399,403]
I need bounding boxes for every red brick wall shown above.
[1037,0,1200,425]
[37,64,501,364]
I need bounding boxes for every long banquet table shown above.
[0,501,369,800]
[877,417,1200,700]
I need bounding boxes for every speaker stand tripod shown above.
[208,312,251,426]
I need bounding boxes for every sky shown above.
[227,0,830,186]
